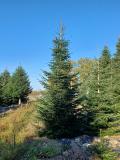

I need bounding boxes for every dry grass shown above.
[0,103,43,145]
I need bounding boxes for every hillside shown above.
[0,103,41,160]
[0,103,120,160]
[28,91,42,102]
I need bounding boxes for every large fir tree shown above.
[37,27,79,138]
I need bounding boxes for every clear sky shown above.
[0,0,120,90]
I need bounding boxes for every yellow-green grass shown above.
[0,102,42,145]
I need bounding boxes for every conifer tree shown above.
[89,47,113,131]
[37,27,79,138]
[5,66,32,104]
[105,39,120,134]
[99,46,112,105]
[88,59,100,107]
[113,39,120,104]
[0,70,11,104]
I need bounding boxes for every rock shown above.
[60,138,71,145]
[102,136,120,152]
[93,137,101,144]
[63,149,73,157]
[75,137,81,143]
[82,143,91,148]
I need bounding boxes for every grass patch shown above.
[0,102,43,160]
[0,103,39,144]
[89,139,119,160]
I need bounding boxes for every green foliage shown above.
[0,66,31,105]
[1,66,32,105]
[112,39,120,104]
[0,70,11,104]
[0,139,62,160]
[73,43,120,135]
[86,47,115,132]
[37,27,79,138]
[40,143,61,157]
[99,46,112,105]
[101,103,120,136]
[89,46,111,106]
[92,45,120,133]
[92,141,118,160]
[0,141,29,160]
[11,66,32,103]
[88,60,100,107]
[73,58,96,97]
[20,142,40,160]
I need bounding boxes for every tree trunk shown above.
[97,60,100,94]
[18,98,21,106]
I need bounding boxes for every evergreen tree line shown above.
[74,40,120,135]
[37,27,120,138]
[0,66,31,106]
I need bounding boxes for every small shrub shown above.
[91,141,118,160]
[40,143,61,158]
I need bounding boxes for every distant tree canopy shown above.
[73,58,96,98]
[0,66,32,106]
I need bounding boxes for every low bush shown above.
[90,141,118,160]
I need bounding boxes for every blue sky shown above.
[0,0,120,90]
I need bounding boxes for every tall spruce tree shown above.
[89,47,111,106]
[99,46,112,105]
[37,27,79,138]
[89,47,113,131]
